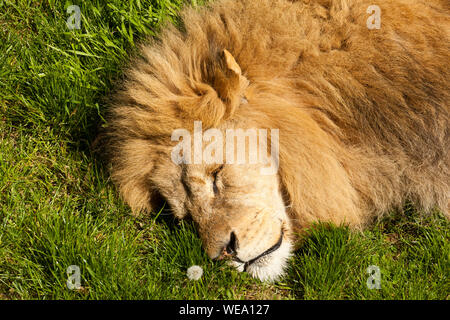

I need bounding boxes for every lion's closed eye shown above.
[212,165,224,195]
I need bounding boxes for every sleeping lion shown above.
[106,0,449,281]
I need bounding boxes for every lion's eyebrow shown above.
[187,175,208,185]
[209,164,224,176]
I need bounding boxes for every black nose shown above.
[225,232,238,255]
[225,231,238,256]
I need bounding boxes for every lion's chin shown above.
[229,240,293,282]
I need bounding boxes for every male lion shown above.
[106,0,449,281]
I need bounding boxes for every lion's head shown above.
[107,43,299,280]
[107,1,367,281]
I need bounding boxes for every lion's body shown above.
[107,0,449,279]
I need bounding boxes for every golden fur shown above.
[106,0,449,280]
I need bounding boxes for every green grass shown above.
[0,0,448,300]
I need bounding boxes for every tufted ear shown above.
[223,49,242,76]
[178,48,249,127]
[207,49,249,121]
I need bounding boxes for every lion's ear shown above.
[223,49,242,76]
[178,49,249,127]
[210,49,249,119]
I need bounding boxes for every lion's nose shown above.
[215,231,238,260]
[225,231,238,256]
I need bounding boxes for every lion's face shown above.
[109,47,296,281]
[150,153,293,281]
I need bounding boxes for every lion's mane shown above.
[107,0,449,231]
